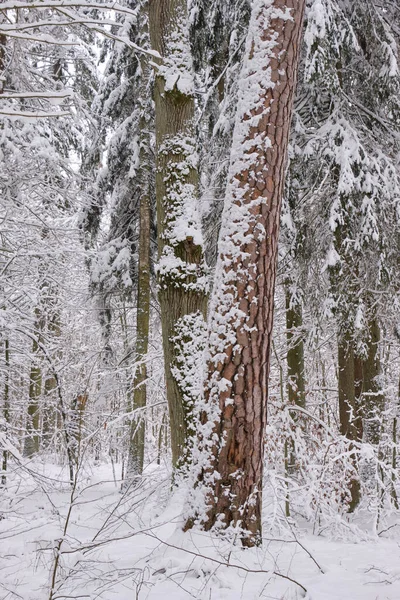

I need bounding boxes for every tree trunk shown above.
[286,287,305,408]
[362,316,384,446]
[42,374,58,449]
[2,339,10,485]
[338,334,357,439]
[391,376,399,508]
[186,0,306,546]
[24,334,42,458]
[126,17,152,478]
[0,32,5,93]
[149,0,209,469]
[42,312,61,449]
[338,333,360,511]
[353,352,364,442]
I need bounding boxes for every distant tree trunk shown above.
[0,32,5,91]
[353,353,364,442]
[149,0,208,469]
[391,376,399,508]
[69,393,88,465]
[42,313,61,449]
[186,0,306,546]
[0,38,7,481]
[42,375,57,448]
[126,169,151,477]
[285,286,305,482]
[24,308,44,458]
[286,287,305,408]
[338,334,356,439]
[362,316,384,446]
[126,23,152,478]
[2,339,10,485]
[24,322,42,458]
[338,333,360,511]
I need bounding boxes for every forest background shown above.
[1,0,400,598]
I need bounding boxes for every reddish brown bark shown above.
[187,0,306,545]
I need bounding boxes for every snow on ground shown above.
[1,460,400,600]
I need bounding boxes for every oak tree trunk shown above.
[149,0,208,468]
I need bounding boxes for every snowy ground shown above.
[1,461,400,600]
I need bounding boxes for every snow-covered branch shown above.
[0,90,73,101]
[0,1,137,16]
[0,109,70,117]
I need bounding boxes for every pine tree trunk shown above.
[286,287,305,408]
[149,0,208,468]
[186,0,306,545]
[127,24,152,477]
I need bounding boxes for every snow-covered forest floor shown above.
[2,460,400,600]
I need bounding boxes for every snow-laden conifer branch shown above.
[0,2,160,59]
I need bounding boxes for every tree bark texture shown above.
[337,333,361,511]
[338,334,358,440]
[362,316,384,446]
[353,352,364,442]
[2,339,10,485]
[149,0,208,468]
[127,12,152,478]
[286,287,305,408]
[24,334,42,458]
[42,312,61,449]
[186,0,306,545]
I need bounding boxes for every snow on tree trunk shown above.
[24,315,43,458]
[149,0,209,469]
[186,0,306,546]
[286,286,305,408]
[127,22,152,478]
[2,339,10,485]
[360,313,385,487]
[362,315,384,447]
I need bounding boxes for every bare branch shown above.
[144,532,308,594]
